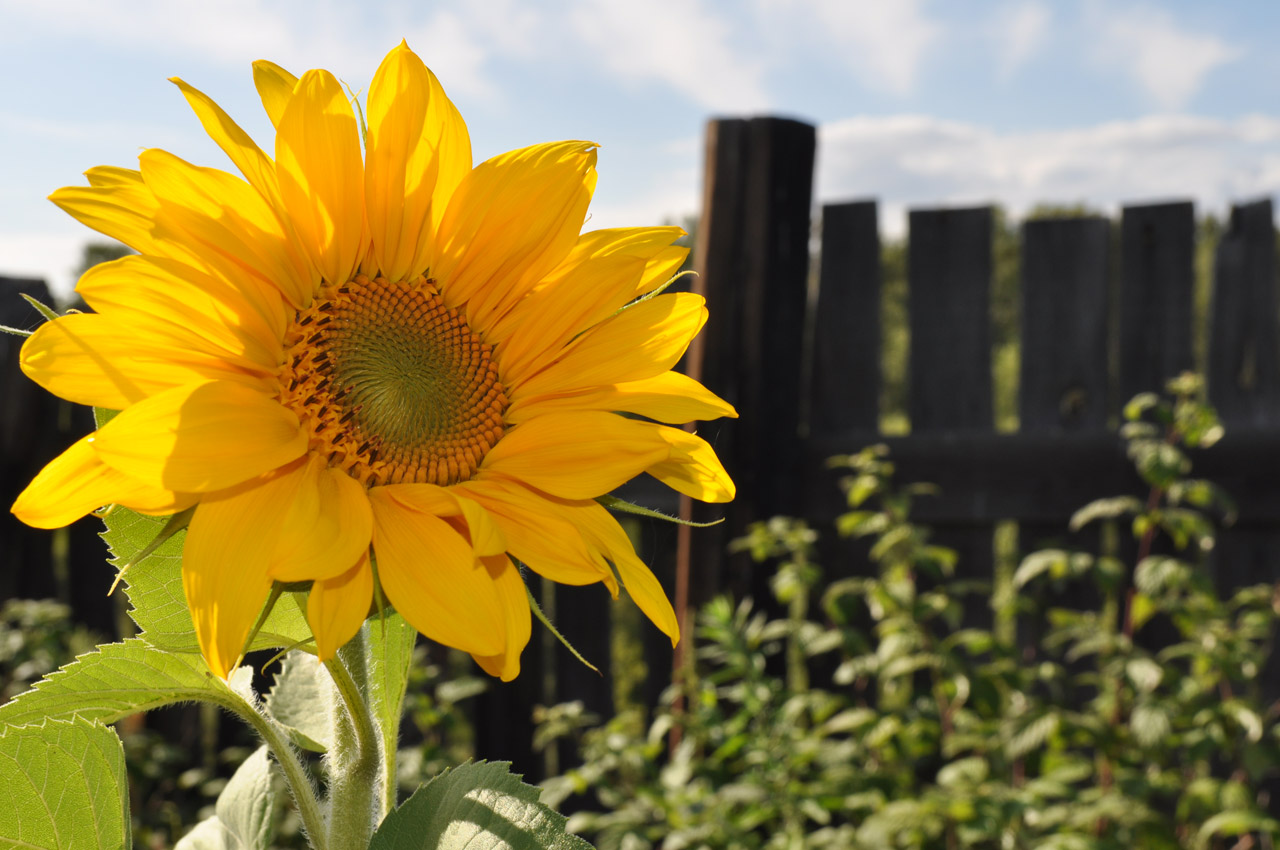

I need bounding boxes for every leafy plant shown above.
[541,376,1280,849]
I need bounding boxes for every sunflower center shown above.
[279,274,507,487]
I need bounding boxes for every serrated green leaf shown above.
[0,717,130,849]
[265,652,333,753]
[103,506,311,653]
[369,761,593,850]
[0,638,248,728]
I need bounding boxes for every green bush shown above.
[541,376,1280,849]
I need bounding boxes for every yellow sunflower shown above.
[11,42,734,681]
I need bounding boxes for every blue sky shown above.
[1,0,1277,295]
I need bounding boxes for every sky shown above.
[0,0,1277,296]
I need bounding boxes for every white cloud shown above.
[995,1,1051,78]
[818,113,1280,237]
[1087,3,1241,109]
[0,232,89,299]
[756,0,941,96]
[568,0,770,112]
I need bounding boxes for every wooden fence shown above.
[3,115,1279,784]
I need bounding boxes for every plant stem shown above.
[325,628,383,848]
[235,698,328,850]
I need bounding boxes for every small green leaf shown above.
[265,651,334,753]
[1068,496,1144,531]
[1129,592,1157,632]
[0,717,130,849]
[369,761,592,850]
[0,322,34,337]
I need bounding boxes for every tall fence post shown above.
[684,116,816,607]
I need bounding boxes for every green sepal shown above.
[597,493,723,527]
[526,584,600,675]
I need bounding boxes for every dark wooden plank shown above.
[1018,217,1114,636]
[905,207,995,625]
[809,200,881,437]
[1119,201,1195,405]
[683,117,816,607]
[1020,218,1112,432]
[907,206,994,431]
[0,277,64,607]
[1209,199,1279,426]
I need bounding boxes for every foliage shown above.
[542,376,1280,849]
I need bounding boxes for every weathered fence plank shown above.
[1209,199,1279,427]
[906,207,995,617]
[1119,201,1196,405]
[684,116,816,607]
[810,201,882,436]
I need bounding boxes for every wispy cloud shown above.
[756,0,942,96]
[818,113,1280,235]
[1087,2,1242,109]
[994,0,1051,78]
[568,0,770,112]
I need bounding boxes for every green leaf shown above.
[0,717,130,849]
[1196,811,1279,849]
[1129,592,1157,632]
[369,761,593,850]
[1068,496,1144,531]
[0,638,250,728]
[264,651,334,753]
[0,323,34,337]
[176,745,277,850]
[1130,703,1172,748]
[217,745,276,849]
[104,505,311,652]
[369,612,419,769]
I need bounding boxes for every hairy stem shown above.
[234,697,328,850]
[325,628,383,847]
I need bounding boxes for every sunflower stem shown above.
[324,627,383,847]
[235,695,329,850]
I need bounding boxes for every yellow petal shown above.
[572,502,679,645]
[647,428,736,503]
[369,489,505,656]
[512,292,707,401]
[495,253,645,385]
[183,481,281,678]
[364,42,441,282]
[308,553,374,662]
[169,77,283,212]
[432,141,596,327]
[90,381,306,492]
[485,226,686,345]
[423,63,471,241]
[11,434,193,529]
[77,254,282,372]
[470,555,531,681]
[268,455,374,582]
[381,483,506,557]
[275,69,366,287]
[508,370,738,426]
[454,475,615,591]
[480,411,670,500]
[49,170,171,258]
[20,312,273,410]
[141,148,316,308]
[252,60,298,129]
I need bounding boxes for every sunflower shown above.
[11,42,734,681]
